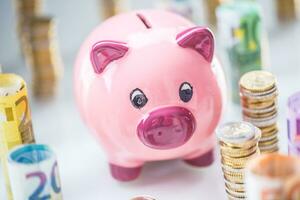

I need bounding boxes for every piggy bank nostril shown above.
[158,132,162,136]
[174,128,182,133]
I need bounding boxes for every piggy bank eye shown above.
[130,88,148,109]
[179,82,193,102]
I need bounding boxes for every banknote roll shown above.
[217,1,266,102]
[0,73,36,199]
[245,153,300,200]
[287,91,300,156]
[0,73,35,146]
[7,144,63,200]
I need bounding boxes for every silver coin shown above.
[217,122,256,144]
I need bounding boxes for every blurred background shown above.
[0,0,300,199]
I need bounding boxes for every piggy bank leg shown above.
[109,163,143,181]
[183,149,214,167]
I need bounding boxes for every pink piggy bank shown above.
[74,10,226,181]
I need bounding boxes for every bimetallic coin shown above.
[242,103,277,114]
[217,122,257,144]
[243,115,277,128]
[240,86,278,99]
[240,71,276,92]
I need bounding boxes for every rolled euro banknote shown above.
[0,73,35,147]
[7,144,62,200]
[287,91,300,156]
[245,153,300,200]
[0,73,35,200]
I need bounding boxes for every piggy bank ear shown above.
[176,27,214,63]
[90,40,129,74]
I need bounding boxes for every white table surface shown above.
[1,0,300,199]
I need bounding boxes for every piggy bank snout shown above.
[137,106,196,150]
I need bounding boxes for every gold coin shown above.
[223,175,244,184]
[220,143,258,151]
[242,102,277,114]
[239,71,276,92]
[225,188,246,199]
[242,101,277,110]
[221,159,248,169]
[222,169,244,178]
[243,110,277,119]
[259,133,278,141]
[221,148,258,161]
[259,138,279,146]
[222,164,245,172]
[228,195,246,200]
[259,133,278,142]
[221,154,259,168]
[224,175,244,184]
[219,140,258,149]
[260,147,279,154]
[225,183,245,193]
[224,177,245,188]
[221,148,258,160]
[227,193,246,200]
[241,95,276,103]
[220,147,258,158]
[242,102,276,111]
[260,124,278,133]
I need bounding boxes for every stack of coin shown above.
[14,0,43,59]
[0,73,35,200]
[276,0,300,21]
[239,70,279,154]
[28,16,63,98]
[245,153,300,200]
[99,0,117,19]
[203,0,225,26]
[287,91,300,156]
[217,122,261,199]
